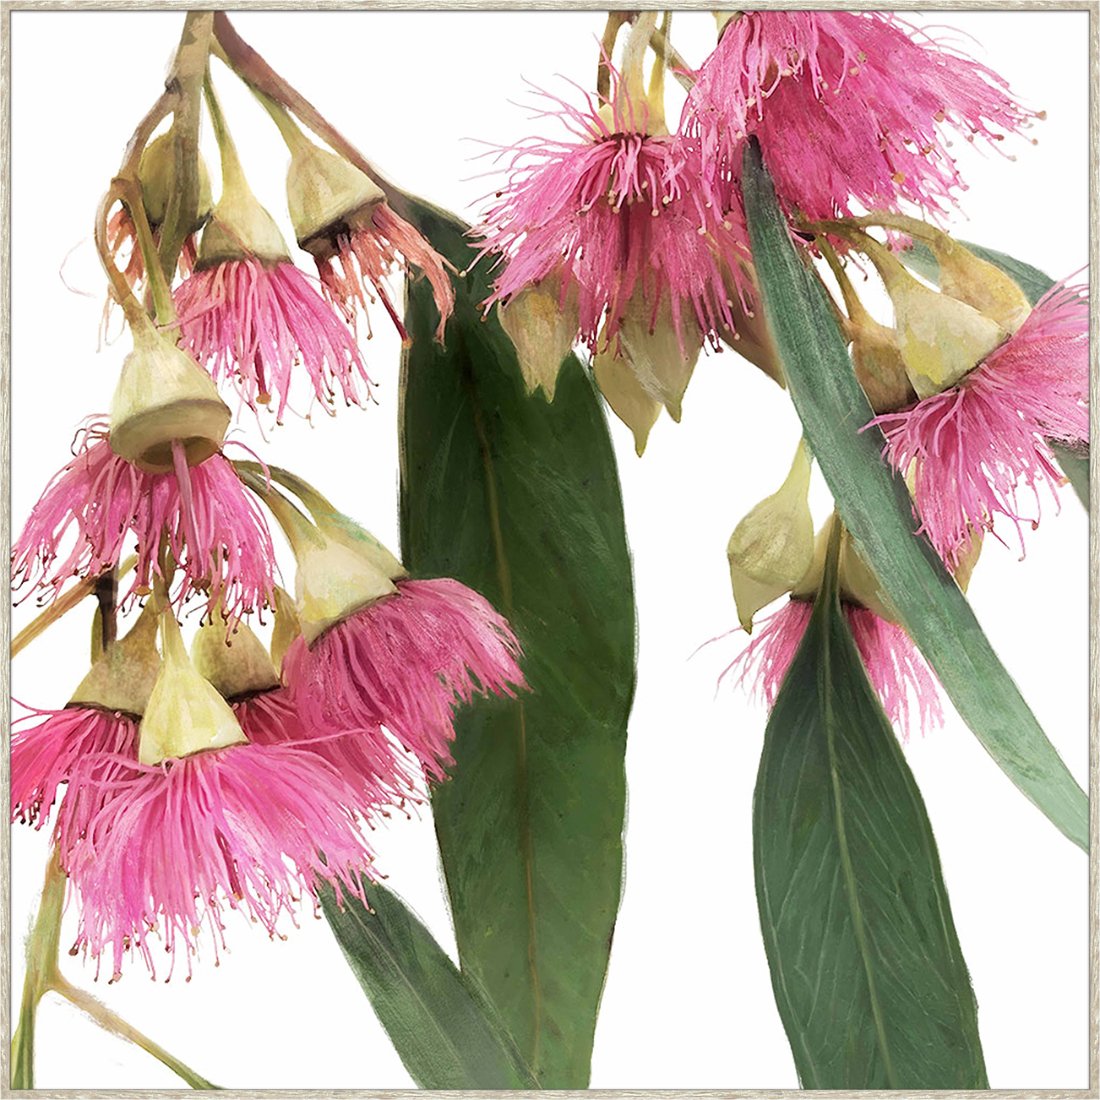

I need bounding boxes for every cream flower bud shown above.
[108,316,230,472]
[848,316,917,414]
[137,610,247,765]
[874,248,1007,399]
[499,276,579,401]
[191,617,280,701]
[592,345,663,456]
[617,296,703,423]
[728,440,815,632]
[198,176,290,267]
[139,131,213,231]
[259,487,398,646]
[928,235,1032,335]
[69,602,161,716]
[286,141,386,258]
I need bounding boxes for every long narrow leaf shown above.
[398,200,635,1085]
[755,536,987,1088]
[320,882,539,1089]
[742,141,1087,849]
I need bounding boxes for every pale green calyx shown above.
[862,236,1007,399]
[191,617,280,701]
[270,585,302,672]
[287,142,385,256]
[616,295,702,423]
[257,485,399,646]
[793,516,897,622]
[930,236,1033,335]
[499,277,579,402]
[109,314,230,472]
[69,602,161,716]
[139,131,213,232]
[728,440,815,632]
[593,343,663,456]
[137,610,247,766]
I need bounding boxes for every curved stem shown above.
[94,182,147,328]
[11,849,67,1088]
[596,11,630,101]
[250,85,313,157]
[50,979,217,1090]
[203,72,249,197]
[649,19,695,92]
[157,12,214,280]
[211,14,413,221]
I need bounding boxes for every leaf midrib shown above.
[458,318,543,1076]
[819,606,898,1089]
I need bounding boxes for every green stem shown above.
[12,555,137,659]
[11,850,67,1088]
[203,72,249,197]
[52,979,217,1090]
[249,86,313,157]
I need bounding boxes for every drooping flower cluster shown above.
[9,56,533,983]
[474,11,1041,452]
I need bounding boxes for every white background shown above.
[8,10,1090,1091]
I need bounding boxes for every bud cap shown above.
[69,602,161,716]
[499,277,578,401]
[191,617,280,700]
[108,317,230,472]
[138,610,247,765]
[287,142,385,255]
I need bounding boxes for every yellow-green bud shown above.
[929,236,1032,335]
[616,297,702,422]
[848,316,917,413]
[139,132,213,232]
[270,585,302,672]
[108,316,230,472]
[499,277,579,402]
[592,343,663,456]
[69,603,161,716]
[138,610,247,765]
[191,618,280,701]
[871,243,1007,399]
[286,142,385,258]
[727,440,815,632]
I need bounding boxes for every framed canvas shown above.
[2,5,1096,1095]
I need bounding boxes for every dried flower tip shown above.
[108,318,230,472]
[727,440,815,632]
[138,609,247,765]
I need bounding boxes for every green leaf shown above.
[319,882,538,1089]
[742,142,1087,850]
[398,200,635,1085]
[901,240,1089,509]
[755,537,987,1088]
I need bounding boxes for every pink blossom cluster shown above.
[475,12,1039,358]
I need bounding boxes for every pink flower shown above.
[11,425,278,621]
[11,706,136,830]
[475,76,753,353]
[63,742,375,981]
[174,257,372,422]
[315,203,455,344]
[725,598,942,738]
[684,12,1038,222]
[285,578,525,781]
[871,280,1089,567]
[234,687,423,815]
